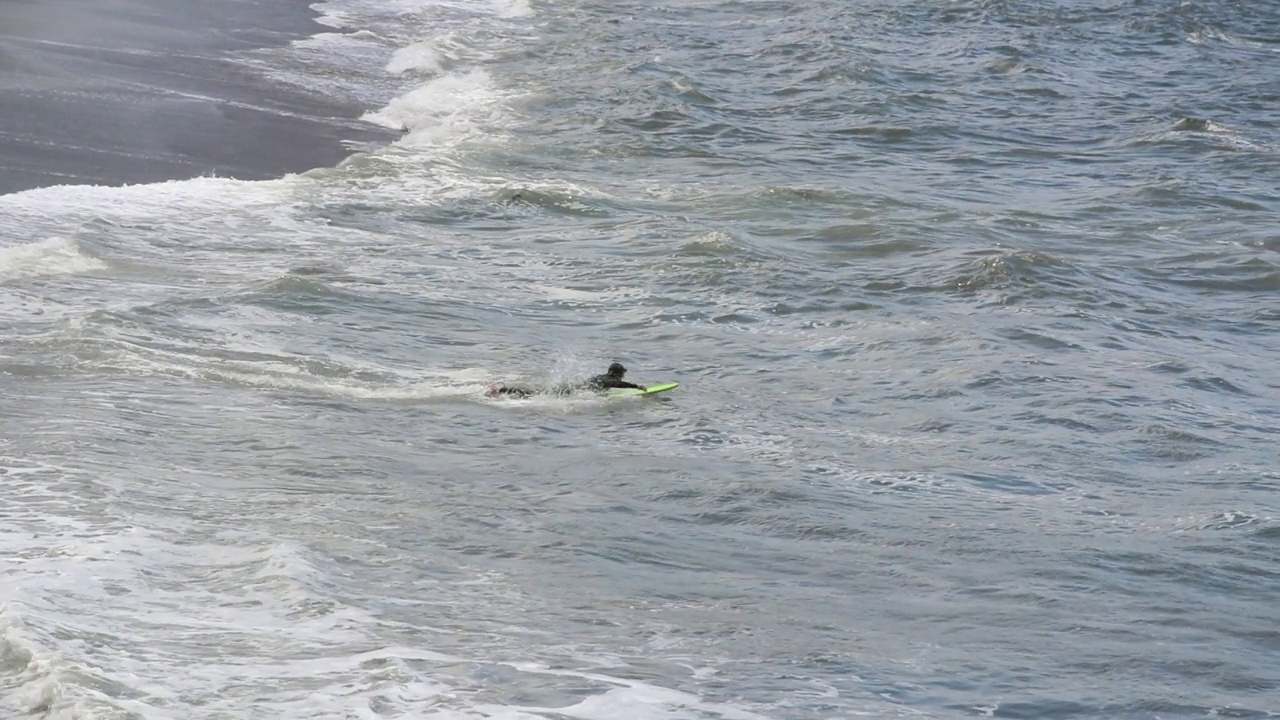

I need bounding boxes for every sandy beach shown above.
[0,0,394,195]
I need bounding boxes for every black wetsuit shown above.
[586,373,644,391]
[488,373,642,397]
[489,385,533,398]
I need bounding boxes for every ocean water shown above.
[2,0,1278,718]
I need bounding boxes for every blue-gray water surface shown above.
[1,0,1277,718]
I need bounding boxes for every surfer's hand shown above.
[638,385,647,391]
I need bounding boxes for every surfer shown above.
[486,362,646,398]
[588,363,647,392]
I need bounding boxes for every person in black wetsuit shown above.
[587,363,646,392]
[486,362,645,398]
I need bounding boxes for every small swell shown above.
[1252,524,1280,542]
[1153,257,1280,294]
[929,249,1094,305]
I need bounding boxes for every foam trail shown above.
[480,664,774,720]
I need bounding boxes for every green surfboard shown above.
[608,382,679,398]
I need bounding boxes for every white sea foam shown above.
[0,486,453,717]
[0,175,309,229]
[2,501,768,719]
[387,41,445,75]
[498,0,535,18]
[363,70,510,148]
[0,237,106,282]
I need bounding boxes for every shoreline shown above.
[0,0,397,196]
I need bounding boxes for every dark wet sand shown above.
[0,0,396,195]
